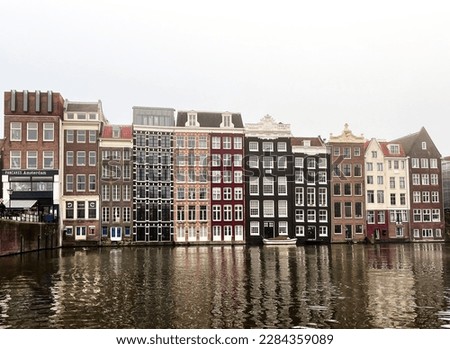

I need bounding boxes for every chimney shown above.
[36,90,41,112]
[11,90,16,112]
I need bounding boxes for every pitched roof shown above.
[291,137,324,147]
[176,111,244,128]
[101,125,132,139]
[391,127,441,157]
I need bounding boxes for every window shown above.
[250,222,260,236]
[422,191,430,203]
[65,226,73,236]
[211,154,220,167]
[263,177,274,195]
[102,185,110,201]
[77,175,86,191]
[234,137,243,149]
[430,158,438,168]
[43,123,54,141]
[377,176,384,185]
[212,171,221,183]
[250,200,259,217]
[307,209,316,222]
[249,177,259,195]
[234,187,243,200]
[366,163,373,171]
[66,201,74,219]
[278,156,287,169]
[367,190,374,203]
[187,136,195,149]
[249,141,258,151]
[413,209,421,222]
[343,147,351,158]
[422,229,432,238]
[43,151,54,169]
[278,177,287,195]
[188,205,196,221]
[27,122,38,141]
[422,142,427,150]
[88,201,96,219]
[319,209,328,222]
[307,158,316,169]
[235,205,243,221]
[27,151,37,169]
[234,154,243,167]
[432,209,440,222]
[263,200,274,217]
[223,171,232,183]
[89,174,96,191]
[295,170,304,183]
[318,171,327,184]
[390,193,396,205]
[295,187,304,206]
[66,174,74,192]
[412,158,419,168]
[234,171,243,183]
[367,176,373,184]
[400,193,406,205]
[319,226,328,237]
[223,187,232,200]
[344,183,352,196]
[262,142,273,152]
[354,183,362,196]
[279,221,288,235]
[344,202,352,218]
[367,211,375,224]
[77,130,86,143]
[354,164,362,177]
[421,158,429,168]
[77,201,85,219]
[377,190,384,204]
[102,207,110,222]
[212,188,221,200]
[431,191,439,203]
[319,188,327,206]
[88,151,96,166]
[295,209,304,222]
[307,187,315,206]
[10,122,21,141]
[66,130,74,143]
[333,147,340,156]
[412,174,420,185]
[423,209,431,222]
[422,174,430,185]
[188,187,196,200]
[112,185,120,201]
[296,226,305,236]
[295,157,304,168]
[278,200,288,217]
[262,156,273,168]
[333,183,341,196]
[77,151,86,166]
[318,158,327,168]
[188,113,197,126]
[89,130,96,143]
[378,211,385,224]
[176,136,185,148]
[431,174,439,185]
[212,205,221,221]
[224,205,232,221]
[223,137,231,149]
[177,206,185,221]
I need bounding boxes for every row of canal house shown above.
[1,90,446,245]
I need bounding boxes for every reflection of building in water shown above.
[169,246,247,328]
[330,244,370,327]
[366,244,416,328]
[245,245,333,328]
[411,243,444,328]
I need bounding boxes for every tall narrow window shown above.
[43,123,54,141]
[27,122,38,141]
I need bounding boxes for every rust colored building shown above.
[328,124,366,243]
[2,90,64,221]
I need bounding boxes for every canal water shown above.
[0,243,449,329]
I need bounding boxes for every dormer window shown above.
[422,141,427,150]
[389,144,400,154]
[187,113,198,127]
[112,127,120,138]
[221,113,234,128]
[303,140,311,147]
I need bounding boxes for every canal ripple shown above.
[0,243,449,329]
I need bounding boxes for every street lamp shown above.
[7,188,13,219]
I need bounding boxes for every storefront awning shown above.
[4,200,38,209]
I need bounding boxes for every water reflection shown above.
[0,244,449,329]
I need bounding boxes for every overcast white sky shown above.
[1,0,450,154]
